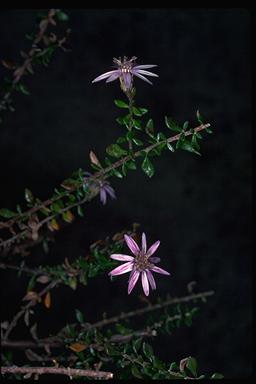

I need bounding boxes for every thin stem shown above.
[1,366,113,379]
[82,290,214,330]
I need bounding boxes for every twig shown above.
[83,290,214,330]
[3,280,59,341]
[0,123,210,252]
[1,365,113,379]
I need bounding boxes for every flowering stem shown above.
[0,122,210,252]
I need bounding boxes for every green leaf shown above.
[126,160,136,170]
[132,137,143,146]
[116,136,126,144]
[122,163,127,176]
[211,373,224,379]
[69,277,77,290]
[177,139,201,155]
[141,156,154,178]
[183,121,189,131]
[157,132,166,141]
[75,309,84,323]
[186,357,197,377]
[106,144,127,158]
[167,142,175,152]
[164,116,182,132]
[0,208,17,218]
[25,188,34,204]
[146,118,154,132]
[131,365,143,379]
[133,107,148,116]
[17,83,30,95]
[196,110,204,125]
[133,119,142,130]
[112,168,123,178]
[132,338,142,353]
[114,99,129,108]
[27,274,36,291]
[169,362,178,371]
[56,10,69,21]
[142,342,154,361]
[126,130,134,141]
[77,206,84,217]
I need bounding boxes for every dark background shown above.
[0,8,253,378]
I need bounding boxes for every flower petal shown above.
[104,184,116,199]
[146,270,156,290]
[135,69,158,77]
[92,70,119,83]
[151,266,170,276]
[100,189,107,205]
[128,270,140,294]
[141,271,149,296]
[133,72,152,85]
[109,262,133,276]
[124,234,140,256]
[106,71,121,83]
[148,256,161,264]
[110,254,134,261]
[122,72,132,89]
[133,64,157,70]
[141,232,147,254]
[146,240,160,257]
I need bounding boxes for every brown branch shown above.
[3,280,59,341]
[0,9,68,115]
[83,290,214,331]
[0,123,210,252]
[1,365,113,379]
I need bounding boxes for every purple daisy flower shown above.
[84,173,116,205]
[92,56,158,91]
[109,232,170,296]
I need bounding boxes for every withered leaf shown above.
[69,342,87,353]
[44,291,51,309]
[36,275,50,284]
[23,291,41,302]
[89,150,101,167]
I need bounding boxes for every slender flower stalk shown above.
[109,233,170,296]
[92,56,158,92]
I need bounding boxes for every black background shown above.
[0,8,253,378]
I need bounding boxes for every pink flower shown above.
[109,233,170,296]
[92,56,158,91]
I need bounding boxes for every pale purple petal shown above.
[132,72,152,85]
[109,261,133,276]
[151,266,170,276]
[148,256,161,264]
[141,232,147,254]
[146,270,156,290]
[141,271,149,296]
[122,72,132,89]
[128,270,140,294]
[124,234,140,256]
[92,70,119,83]
[135,69,158,77]
[146,240,160,257]
[104,185,116,199]
[100,189,107,205]
[110,254,134,261]
[106,71,121,83]
[133,64,157,70]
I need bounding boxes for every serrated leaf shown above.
[183,121,189,131]
[44,292,51,309]
[133,107,148,116]
[177,139,201,155]
[126,160,136,170]
[165,116,182,132]
[106,144,127,158]
[132,338,142,353]
[75,309,84,323]
[131,365,143,378]
[167,142,175,152]
[0,208,17,218]
[112,168,123,178]
[141,156,154,178]
[133,119,142,130]
[132,137,143,146]
[69,342,87,353]
[114,99,129,108]
[77,206,84,217]
[24,188,34,203]
[186,357,197,377]
[142,341,154,361]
